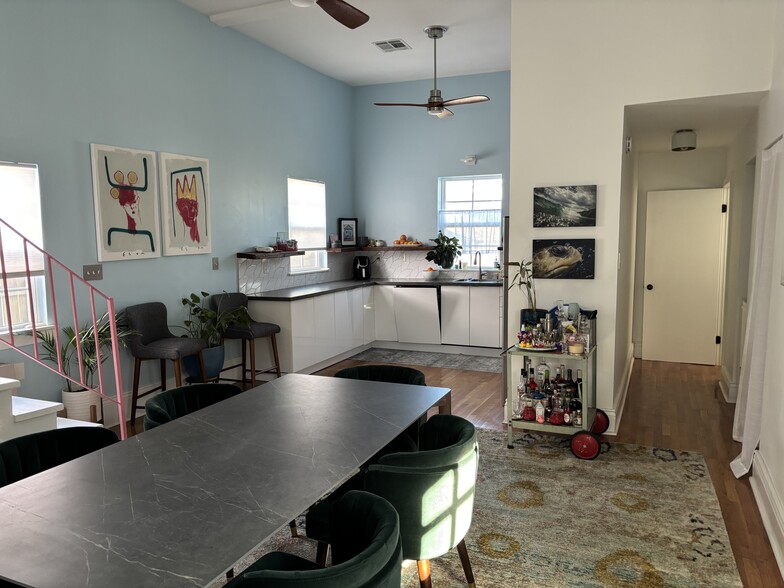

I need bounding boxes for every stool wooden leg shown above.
[130,358,142,429]
[315,541,329,566]
[288,520,297,537]
[160,359,167,391]
[196,351,207,384]
[249,338,257,387]
[174,359,183,387]
[241,339,248,386]
[417,560,432,588]
[456,539,476,587]
[270,333,281,377]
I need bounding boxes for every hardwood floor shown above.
[318,357,783,588]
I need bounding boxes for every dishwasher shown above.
[393,286,441,344]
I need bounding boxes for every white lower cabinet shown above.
[440,286,502,348]
[393,287,441,344]
[362,286,375,344]
[374,286,398,341]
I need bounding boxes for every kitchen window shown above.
[438,174,503,268]
[0,161,49,336]
[288,177,328,274]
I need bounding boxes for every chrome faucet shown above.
[473,251,483,280]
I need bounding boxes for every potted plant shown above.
[177,291,251,382]
[508,259,547,326]
[34,311,133,422]
[425,231,462,269]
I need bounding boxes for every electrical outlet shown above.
[83,264,103,281]
[212,257,219,270]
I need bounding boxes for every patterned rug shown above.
[349,348,502,373]
[212,430,741,587]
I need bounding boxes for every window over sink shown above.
[437,174,502,269]
[288,177,328,274]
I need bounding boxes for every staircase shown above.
[0,218,127,440]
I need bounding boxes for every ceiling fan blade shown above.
[316,0,369,29]
[442,95,490,107]
[436,108,454,119]
[374,102,429,107]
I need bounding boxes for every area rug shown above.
[212,429,741,587]
[348,348,502,373]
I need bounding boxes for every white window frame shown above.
[0,161,49,343]
[437,174,503,268]
[287,177,328,275]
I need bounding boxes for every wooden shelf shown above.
[358,246,430,252]
[236,250,306,260]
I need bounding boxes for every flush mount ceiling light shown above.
[672,129,697,152]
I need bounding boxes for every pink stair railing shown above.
[0,217,127,440]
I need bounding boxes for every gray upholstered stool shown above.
[124,302,208,429]
[210,293,282,386]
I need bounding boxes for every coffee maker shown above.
[353,256,371,280]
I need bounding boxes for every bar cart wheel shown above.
[570,430,600,460]
[591,408,610,435]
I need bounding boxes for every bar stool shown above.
[210,293,282,386]
[124,302,208,429]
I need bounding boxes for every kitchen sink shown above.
[454,278,479,282]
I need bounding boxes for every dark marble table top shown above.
[0,374,449,587]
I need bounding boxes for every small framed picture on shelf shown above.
[338,217,357,246]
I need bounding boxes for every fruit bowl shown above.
[422,269,440,281]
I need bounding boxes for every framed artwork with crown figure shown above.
[159,152,211,256]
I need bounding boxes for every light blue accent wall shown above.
[0,0,353,398]
[352,71,510,244]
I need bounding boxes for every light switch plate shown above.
[212,257,219,270]
[83,264,103,281]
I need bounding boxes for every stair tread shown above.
[12,396,64,422]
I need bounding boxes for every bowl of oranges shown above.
[393,234,422,247]
[422,267,440,281]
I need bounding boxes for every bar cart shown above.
[504,344,609,459]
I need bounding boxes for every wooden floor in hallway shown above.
[319,357,782,588]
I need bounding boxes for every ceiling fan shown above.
[374,26,490,118]
[290,0,369,29]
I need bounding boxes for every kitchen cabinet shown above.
[440,286,503,348]
[374,286,397,341]
[393,287,441,344]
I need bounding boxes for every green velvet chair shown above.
[0,427,119,487]
[143,383,242,431]
[225,490,402,587]
[306,414,478,588]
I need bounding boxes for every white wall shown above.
[632,147,729,355]
[510,0,774,423]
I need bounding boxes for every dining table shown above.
[0,373,450,587]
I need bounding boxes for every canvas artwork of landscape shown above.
[533,185,597,227]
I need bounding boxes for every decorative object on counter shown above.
[393,234,422,246]
[426,231,462,269]
[159,152,211,256]
[329,233,340,248]
[177,291,251,382]
[274,239,298,252]
[373,239,386,247]
[255,246,274,253]
[422,267,440,281]
[338,217,357,246]
[533,184,597,228]
[508,258,547,325]
[532,239,595,279]
[358,236,370,247]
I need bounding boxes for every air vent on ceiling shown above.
[372,39,411,53]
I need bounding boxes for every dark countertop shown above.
[249,278,503,301]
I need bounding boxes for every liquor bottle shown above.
[515,369,527,418]
[527,368,538,393]
[572,369,583,427]
[553,366,563,389]
[563,388,574,425]
[542,369,553,421]
[535,398,545,424]
[566,369,578,399]
[536,358,551,388]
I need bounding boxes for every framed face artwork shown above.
[532,239,595,279]
[90,144,160,261]
[338,218,358,246]
[159,152,211,256]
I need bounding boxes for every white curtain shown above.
[730,138,784,478]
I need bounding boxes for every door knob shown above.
[646,284,653,290]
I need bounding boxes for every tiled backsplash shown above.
[238,250,499,295]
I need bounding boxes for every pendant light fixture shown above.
[671,129,697,152]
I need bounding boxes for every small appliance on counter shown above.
[353,255,371,280]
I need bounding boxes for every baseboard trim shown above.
[719,364,738,403]
[602,345,634,437]
[750,450,784,581]
[371,340,502,358]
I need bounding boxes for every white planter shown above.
[61,389,102,423]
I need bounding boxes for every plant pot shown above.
[182,345,225,383]
[520,308,548,326]
[61,388,102,423]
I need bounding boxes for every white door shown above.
[642,189,725,364]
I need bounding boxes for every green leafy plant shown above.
[178,291,250,348]
[34,311,133,392]
[508,259,537,310]
[425,231,462,269]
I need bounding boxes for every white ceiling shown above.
[179,0,511,87]
[179,1,764,152]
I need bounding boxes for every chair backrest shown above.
[0,427,119,488]
[364,415,478,562]
[241,490,402,588]
[124,302,175,353]
[210,293,248,315]
[144,383,242,430]
[334,365,426,386]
